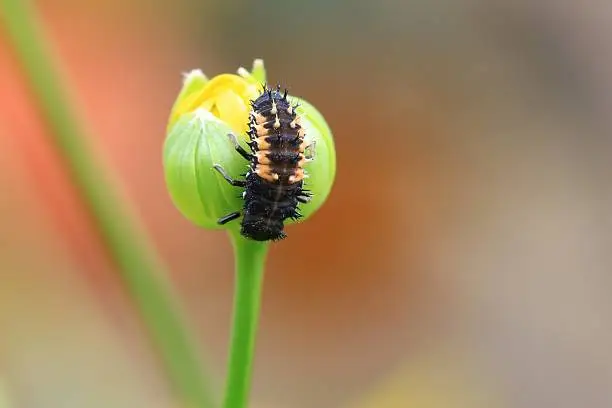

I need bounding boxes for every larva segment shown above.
[288,169,306,184]
[254,123,271,137]
[252,112,267,124]
[289,116,302,129]
[255,151,271,164]
[255,164,279,182]
[254,136,271,150]
[298,139,310,153]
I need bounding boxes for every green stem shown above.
[223,231,269,408]
[0,378,11,408]
[0,1,214,407]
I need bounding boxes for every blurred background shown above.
[1,0,612,407]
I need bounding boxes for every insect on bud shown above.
[163,59,336,240]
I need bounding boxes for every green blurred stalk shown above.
[0,379,11,408]
[0,1,214,407]
[223,231,269,408]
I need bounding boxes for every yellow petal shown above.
[198,74,257,110]
[170,73,258,135]
[215,90,250,135]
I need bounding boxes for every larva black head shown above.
[251,85,291,114]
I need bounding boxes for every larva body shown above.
[215,86,312,241]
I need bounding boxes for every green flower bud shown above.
[163,59,336,237]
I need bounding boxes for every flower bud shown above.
[163,59,336,236]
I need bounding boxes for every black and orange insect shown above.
[214,85,315,241]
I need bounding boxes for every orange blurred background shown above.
[2,1,612,407]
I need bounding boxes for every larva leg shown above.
[228,133,254,161]
[296,188,312,203]
[218,211,241,225]
[305,140,317,161]
[296,195,311,204]
[213,164,246,187]
[291,209,303,220]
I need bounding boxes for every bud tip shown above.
[182,69,206,83]
[237,67,250,78]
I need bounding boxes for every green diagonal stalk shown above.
[0,1,214,407]
[0,378,11,408]
[223,230,269,408]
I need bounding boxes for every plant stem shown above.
[224,231,269,408]
[0,1,214,407]
[0,378,11,408]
